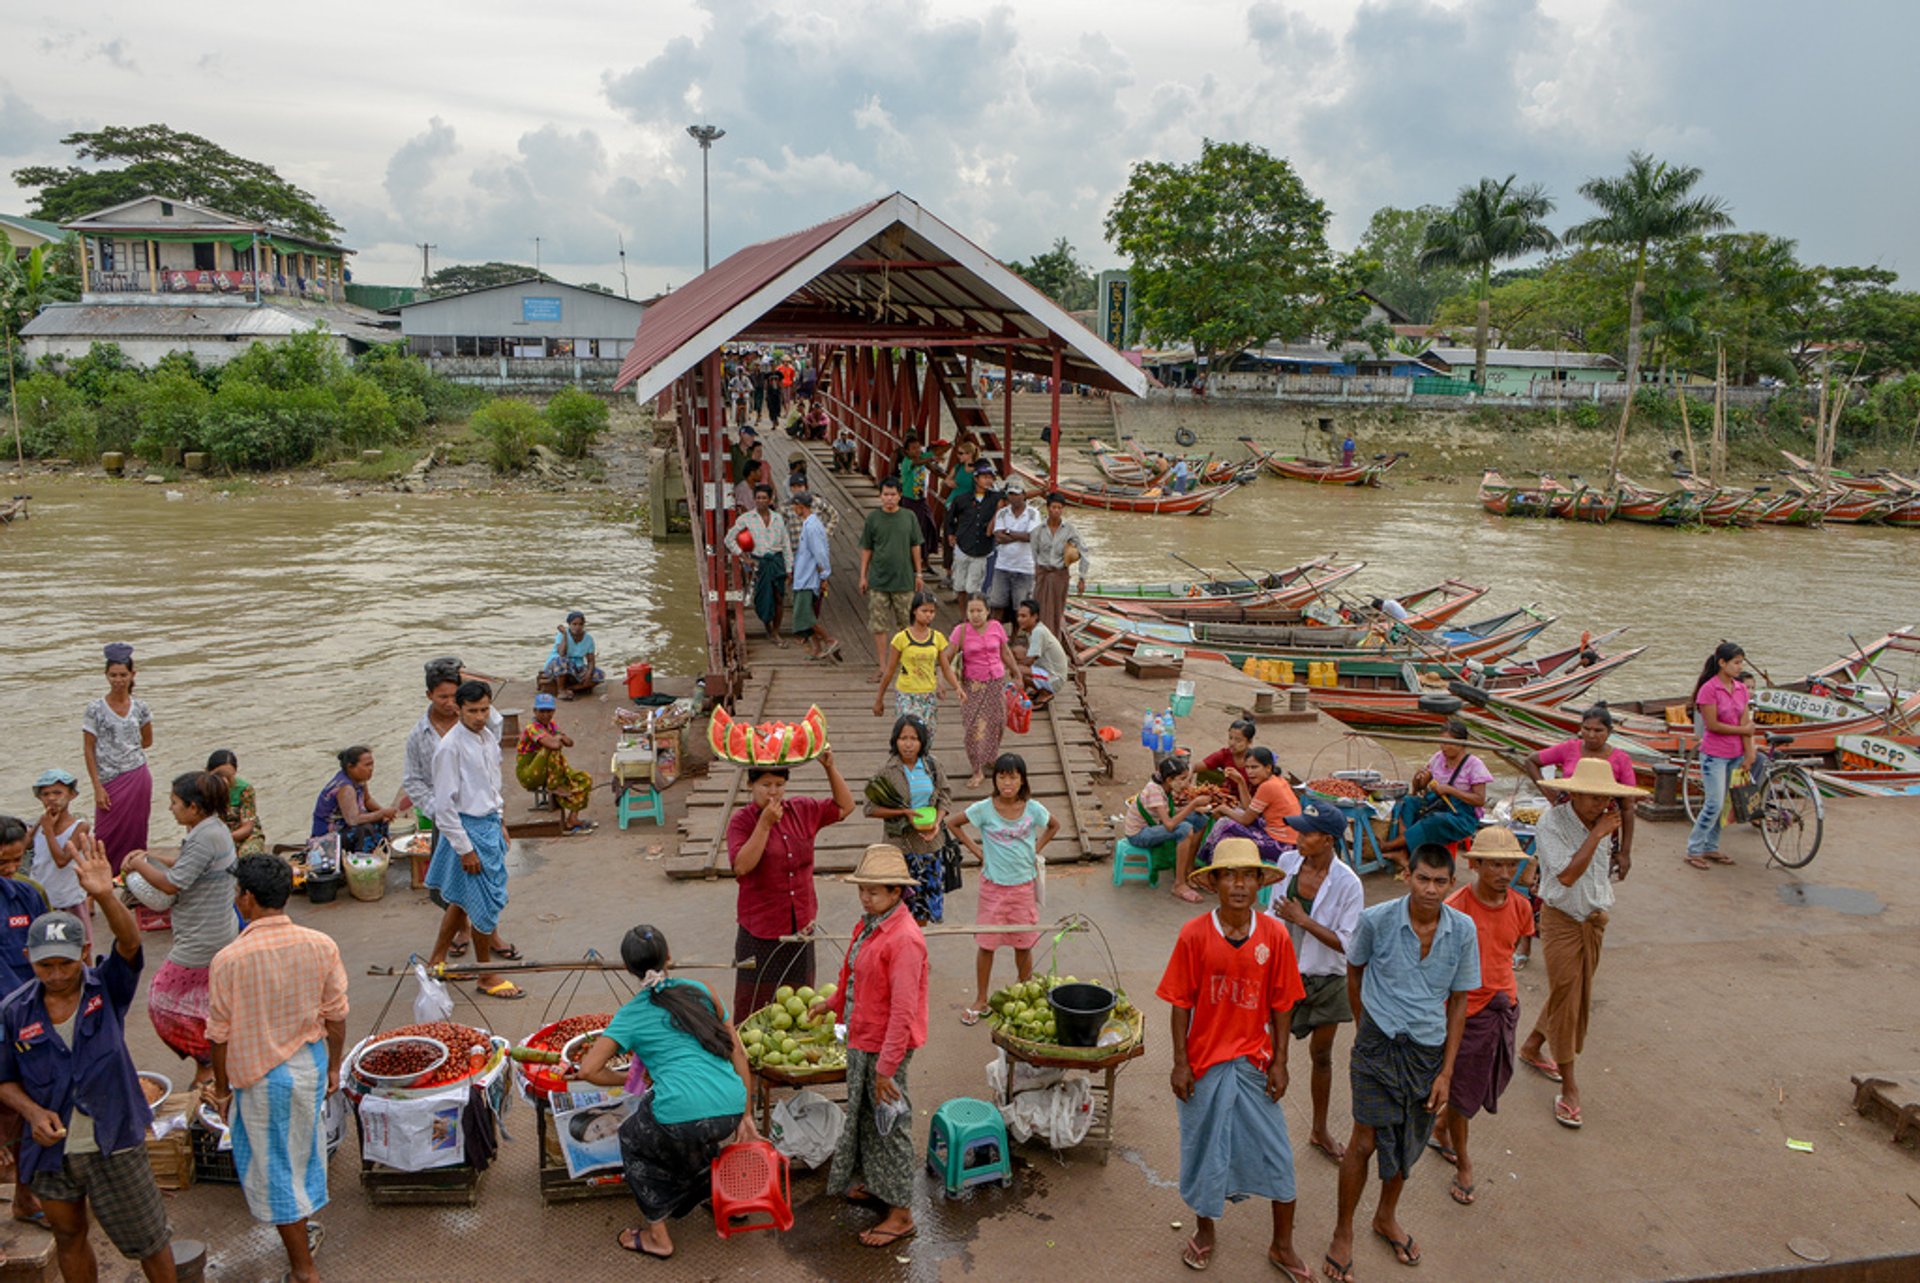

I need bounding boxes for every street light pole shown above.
[685,124,726,272]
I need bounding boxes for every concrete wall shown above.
[399,281,645,342]
[426,355,627,389]
[23,333,355,368]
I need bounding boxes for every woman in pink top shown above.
[949,598,1020,787]
[1523,702,1637,873]
[1687,642,1757,868]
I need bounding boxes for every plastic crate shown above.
[189,1120,240,1184]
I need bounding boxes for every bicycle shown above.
[1678,732,1824,868]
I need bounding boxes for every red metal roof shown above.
[611,193,1146,399]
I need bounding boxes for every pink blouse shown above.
[951,620,1008,681]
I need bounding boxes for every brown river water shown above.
[2,471,1914,843]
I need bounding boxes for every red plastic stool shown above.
[710,1140,793,1238]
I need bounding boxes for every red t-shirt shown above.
[1201,748,1250,787]
[1155,911,1305,1080]
[1445,884,1536,1015]
[726,796,844,938]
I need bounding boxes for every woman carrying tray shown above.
[809,846,929,1250]
[572,924,757,1261]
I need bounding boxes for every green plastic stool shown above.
[1112,837,1160,887]
[617,785,665,829]
[926,1098,1011,1197]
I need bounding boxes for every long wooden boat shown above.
[1478,470,1560,518]
[0,498,23,526]
[1086,439,1252,488]
[1786,476,1897,524]
[1011,465,1235,515]
[1614,477,1710,525]
[1065,604,1555,667]
[1250,444,1407,486]
[1309,644,1646,730]
[1779,450,1920,496]
[1071,556,1363,611]
[1673,476,1767,526]
[1754,490,1817,526]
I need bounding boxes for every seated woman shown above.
[1123,755,1216,905]
[571,924,755,1262]
[1381,717,1492,871]
[311,745,400,855]
[516,693,594,834]
[1214,747,1303,853]
[206,748,266,857]
[543,610,603,699]
[1200,718,1259,789]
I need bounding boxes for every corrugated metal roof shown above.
[21,300,396,345]
[1,213,66,243]
[1432,346,1621,371]
[61,194,349,253]
[395,276,646,312]
[611,193,1148,400]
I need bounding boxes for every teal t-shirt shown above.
[602,980,747,1125]
[965,797,1050,886]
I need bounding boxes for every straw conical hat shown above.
[844,843,916,886]
[1190,836,1284,888]
[1466,825,1527,857]
[1537,756,1649,798]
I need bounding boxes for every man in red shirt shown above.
[1156,837,1309,1278]
[725,751,854,1016]
[1433,827,1534,1207]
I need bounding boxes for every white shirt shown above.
[1271,850,1365,977]
[431,719,502,854]
[1534,802,1615,921]
[1380,598,1411,622]
[990,503,1043,575]
[404,705,501,815]
[724,507,790,560]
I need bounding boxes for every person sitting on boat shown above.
[311,747,400,854]
[1381,719,1492,872]
[1370,596,1412,624]
[1200,719,1259,789]
[1520,702,1636,874]
[1123,756,1217,905]
[543,610,603,698]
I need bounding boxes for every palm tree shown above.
[1567,153,1732,482]
[1418,176,1559,388]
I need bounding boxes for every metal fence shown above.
[1201,374,1781,409]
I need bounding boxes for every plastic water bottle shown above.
[1141,710,1155,748]
[1159,709,1177,754]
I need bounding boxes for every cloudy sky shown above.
[3,0,1910,294]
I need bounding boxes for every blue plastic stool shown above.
[926,1098,1011,1196]
[617,785,665,829]
[1112,837,1159,887]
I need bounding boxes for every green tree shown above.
[1103,140,1358,367]
[12,125,342,241]
[424,262,540,295]
[1,232,82,344]
[1006,238,1096,312]
[1356,205,1471,324]
[1790,265,1920,382]
[1418,176,1560,388]
[1566,151,1732,480]
[1700,233,1811,385]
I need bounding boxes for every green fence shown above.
[1413,377,1482,397]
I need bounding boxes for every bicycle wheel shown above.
[1759,766,1823,869]
[1679,746,1700,822]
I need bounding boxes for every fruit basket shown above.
[740,984,846,1079]
[982,974,1144,1062]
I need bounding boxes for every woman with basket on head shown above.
[571,925,758,1262]
[864,716,955,924]
[808,846,929,1250]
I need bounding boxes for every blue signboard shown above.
[522,296,563,322]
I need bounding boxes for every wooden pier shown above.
[666,433,1115,879]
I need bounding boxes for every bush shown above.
[545,387,609,459]
[339,378,399,449]
[133,370,213,458]
[221,325,346,391]
[469,398,544,472]
[391,393,427,437]
[60,343,137,404]
[50,406,100,462]
[12,372,82,455]
[357,342,486,423]
[203,379,339,470]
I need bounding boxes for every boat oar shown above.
[1847,632,1915,735]
[1169,552,1222,586]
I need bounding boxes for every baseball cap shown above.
[1291,799,1349,837]
[533,693,556,711]
[28,912,87,963]
[1004,478,1028,495]
[974,459,998,475]
[33,768,79,792]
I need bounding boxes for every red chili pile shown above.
[1305,777,1371,801]
[368,1021,491,1088]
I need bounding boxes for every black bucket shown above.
[1047,983,1117,1048]
[306,873,342,904]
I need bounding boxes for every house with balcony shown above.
[19,194,395,366]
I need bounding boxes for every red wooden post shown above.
[1048,342,1064,489]
[1002,344,1014,475]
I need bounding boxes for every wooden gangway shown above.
[665,431,1115,879]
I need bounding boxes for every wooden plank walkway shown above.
[666,432,1114,879]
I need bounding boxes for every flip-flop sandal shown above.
[861,1226,917,1250]
[12,1211,48,1229]
[492,942,523,961]
[1521,1053,1563,1083]
[1426,1137,1458,1165]
[1704,853,1736,865]
[1682,856,1711,870]
[1181,1237,1213,1271]
[1322,1256,1355,1283]
[959,1007,986,1026]
[616,1227,672,1259]
[1512,951,1529,970]
[1373,1228,1421,1266]
[307,1223,325,1253]
[1269,1256,1313,1282]
[1554,1096,1584,1129]
[1309,1137,1346,1163]
[448,941,470,958]
[1449,1179,1476,1206]
[479,980,527,1000]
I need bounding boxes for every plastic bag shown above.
[985,1052,1092,1149]
[411,960,455,1025]
[768,1089,844,1168]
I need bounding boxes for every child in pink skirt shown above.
[948,753,1059,1024]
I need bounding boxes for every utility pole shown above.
[416,242,436,290]
[618,234,630,299]
[685,124,726,272]
[533,237,542,278]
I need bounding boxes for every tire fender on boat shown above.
[1445,680,1490,706]
[1418,693,1465,715]
[1175,427,1198,447]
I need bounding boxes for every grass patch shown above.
[324,447,420,483]
[210,477,258,495]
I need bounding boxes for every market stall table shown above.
[988,1028,1145,1165]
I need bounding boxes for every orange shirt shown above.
[1155,911,1304,1080]
[1444,884,1535,1015]
[1253,776,1302,845]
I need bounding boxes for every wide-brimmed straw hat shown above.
[1537,757,1649,799]
[1467,825,1527,858]
[844,843,916,887]
[1189,836,1284,889]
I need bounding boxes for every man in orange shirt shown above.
[206,856,349,1283]
[1157,837,1309,1278]
[1431,828,1534,1207]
